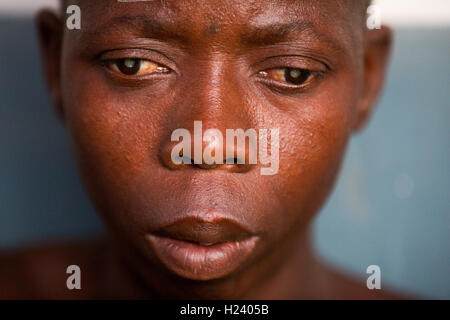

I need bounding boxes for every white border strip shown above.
[374,0,450,27]
[0,0,449,27]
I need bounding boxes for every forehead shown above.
[68,0,364,56]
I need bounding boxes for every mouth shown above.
[146,216,259,280]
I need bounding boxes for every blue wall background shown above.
[0,17,448,298]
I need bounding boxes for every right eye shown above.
[106,58,169,77]
[259,67,315,86]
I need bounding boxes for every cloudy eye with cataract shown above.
[109,58,169,76]
[260,67,314,86]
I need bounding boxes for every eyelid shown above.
[99,48,177,73]
[108,59,169,77]
[252,55,328,75]
[256,68,324,93]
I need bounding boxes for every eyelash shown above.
[256,67,323,92]
[103,58,171,78]
[102,56,324,93]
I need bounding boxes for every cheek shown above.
[60,64,171,227]
[64,90,145,181]
[265,83,356,231]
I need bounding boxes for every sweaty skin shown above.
[0,0,400,299]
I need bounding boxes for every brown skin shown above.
[0,0,397,299]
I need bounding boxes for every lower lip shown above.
[146,234,259,280]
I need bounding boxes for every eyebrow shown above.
[84,15,187,43]
[83,14,344,54]
[241,21,343,53]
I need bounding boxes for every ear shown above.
[36,9,65,122]
[353,26,392,132]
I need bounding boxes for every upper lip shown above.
[151,216,254,244]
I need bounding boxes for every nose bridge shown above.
[176,53,255,152]
[160,53,255,172]
[186,55,247,127]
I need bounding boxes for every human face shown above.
[38,0,390,294]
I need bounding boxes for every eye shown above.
[107,58,169,77]
[259,67,314,86]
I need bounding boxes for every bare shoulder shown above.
[0,238,108,299]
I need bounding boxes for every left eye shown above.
[108,58,169,76]
[260,67,313,86]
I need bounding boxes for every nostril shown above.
[194,163,219,170]
[223,158,252,173]
[160,142,194,170]
[160,130,255,173]
[225,157,244,165]
[195,157,241,170]
[175,150,193,165]
[176,155,193,165]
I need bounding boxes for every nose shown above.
[160,124,254,173]
[159,56,255,173]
